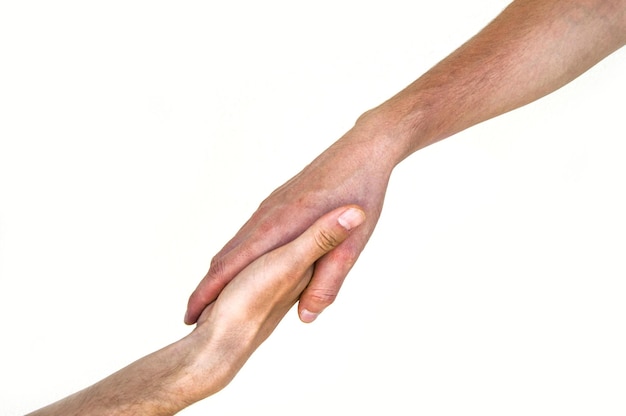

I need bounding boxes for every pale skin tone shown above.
[27,206,366,416]
[185,0,626,325]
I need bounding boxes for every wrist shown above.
[182,320,260,399]
[352,99,431,168]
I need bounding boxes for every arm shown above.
[185,0,626,325]
[27,206,365,416]
[370,0,626,159]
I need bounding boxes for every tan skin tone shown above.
[27,206,366,416]
[26,0,625,413]
[185,0,626,325]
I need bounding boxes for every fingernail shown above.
[300,309,320,323]
[337,207,365,231]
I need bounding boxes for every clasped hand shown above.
[28,205,365,416]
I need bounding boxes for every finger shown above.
[297,237,362,323]
[185,251,244,325]
[184,205,364,325]
[241,204,364,324]
[196,206,364,333]
[278,205,366,271]
[185,216,303,325]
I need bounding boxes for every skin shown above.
[27,205,366,416]
[185,0,626,325]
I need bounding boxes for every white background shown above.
[1,1,625,415]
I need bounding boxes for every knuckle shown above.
[326,237,362,268]
[306,288,338,307]
[313,229,340,252]
[208,255,229,284]
[209,255,224,275]
[256,219,276,237]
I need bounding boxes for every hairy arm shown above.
[373,0,626,158]
[186,0,626,325]
[28,206,365,416]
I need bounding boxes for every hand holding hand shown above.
[28,205,365,416]
[188,205,367,396]
[186,116,397,324]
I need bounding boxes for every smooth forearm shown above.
[355,0,626,166]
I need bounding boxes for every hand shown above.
[185,116,397,324]
[188,205,367,395]
[27,205,365,416]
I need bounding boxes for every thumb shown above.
[286,205,366,269]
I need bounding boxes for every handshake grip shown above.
[26,205,366,416]
[186,205,367,406]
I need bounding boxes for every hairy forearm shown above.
[26,209,345,415]
[26,262,317,416]
[358,0,626,164]
[28,336,205,416]
[28,316,258,416]
[27,299,299,416]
